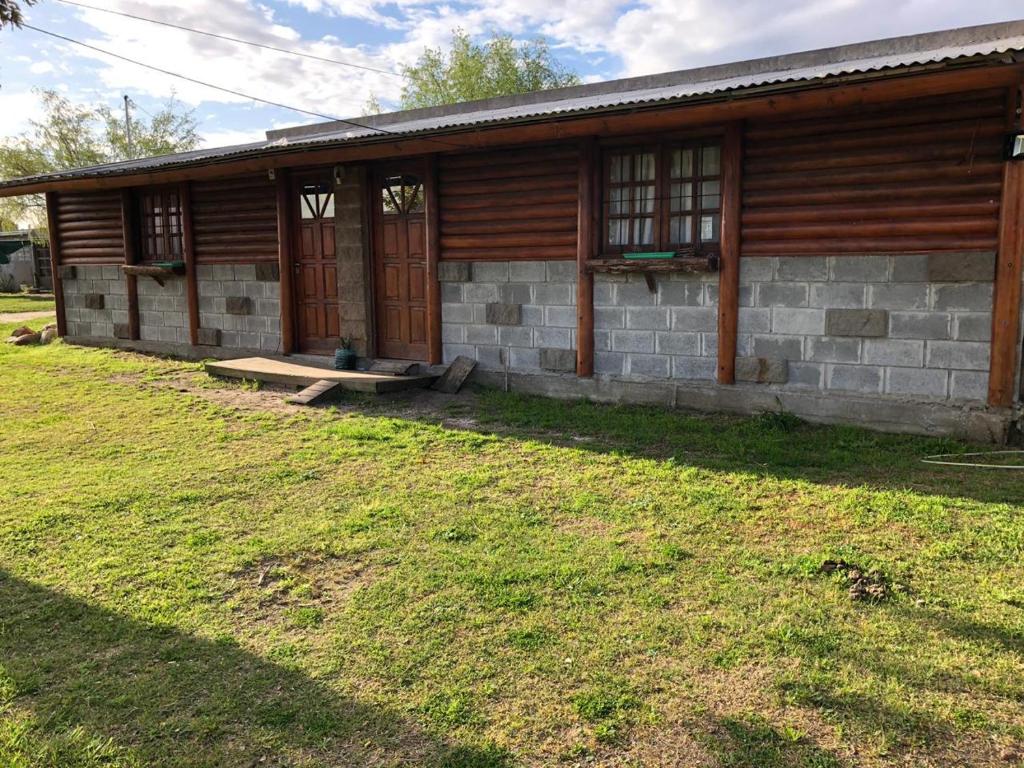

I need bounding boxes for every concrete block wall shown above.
[594,271,720,380]
[138,273,188,345]
[63,265,127,338]
[196,264,281,353]
[440,260,578,371]
[738,254,995,402]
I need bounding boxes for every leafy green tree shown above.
[0,89,200,230]
[1,0,36,30]
[400,29,579,110]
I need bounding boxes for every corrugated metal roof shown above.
[3,19,1024,191]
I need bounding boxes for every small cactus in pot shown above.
[334,337,357,370]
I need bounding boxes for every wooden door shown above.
[373,167,428,360]
[292,173,339,355]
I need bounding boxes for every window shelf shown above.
[586,255,719,274]
[122,262,185,287]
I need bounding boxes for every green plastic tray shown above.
[622,252,675,260]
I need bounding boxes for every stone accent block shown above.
[735,356,788,383]
[84,293,105,310]
[226,296,253,315]
[538,347,576,372]
[439,262,471,282]
[113,323,131,339]
[197,327,222,346]
[254,262,280,281]
[825,309,888,337]
[485,302,522,326]
[927,251,996,282]
[59,265,77,280]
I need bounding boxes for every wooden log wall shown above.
[438,143,579,260]
[741,89,1007,256]
[53,191,126,265]
[191,174,278,263]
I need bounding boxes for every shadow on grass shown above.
[357,388,1024,505]
[0,570,511,768]
[702,713,845,768]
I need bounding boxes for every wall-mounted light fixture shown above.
[1005,131,1024,161]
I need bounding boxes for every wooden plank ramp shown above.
[205,357,436,394]
[286,379,343,406]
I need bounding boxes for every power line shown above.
[22,23,398,134]
[55,0,407,79]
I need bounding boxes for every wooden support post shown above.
[44,191,66,337]
[717,122,743,384]
[424,154,443,365]
[276,170,295,356]
[576,138,597,377]
[180,182,200,346]
[120,189,140,340]
[989,83,1024,407]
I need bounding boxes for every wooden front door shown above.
[373,167,428,360]
[292,173,339,355]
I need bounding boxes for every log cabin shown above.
[3,21,1024,440]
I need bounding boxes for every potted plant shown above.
[334,337,357,370]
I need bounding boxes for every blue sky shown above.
[0,0,1021,150]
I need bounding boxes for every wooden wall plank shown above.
[275,171,295,356]
[988,82,1024,407]
[44,191,66,337]
[191,174,278,263]
[437,143,579,261]
[424,155,443,365]
[54,190,125,265]
[717,122,742,384]
[576,138,597,378]
[180,182,200,345]
[741,90,1006,257]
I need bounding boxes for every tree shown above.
[400,29,579,110]
[0,89,200,230]
[1,0,36,30]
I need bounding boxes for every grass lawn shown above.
[1,317,1022,767]
[0,293,56,314]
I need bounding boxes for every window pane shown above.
[671,182,693,212]
[670,215,693,244]
[610,155,626,183]
[702,145,721,176]
[637,153,656,181]
[635,217,654,245]
[700,180,721,209]
[700,214,720,243]
[607,219,625,246]
[637,184,655,214]
[608,187,626,215]
[301,195,316,219]
[321,192,335,219]
[671,148,693,178]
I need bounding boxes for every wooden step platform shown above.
[286,379,343,406]
[205,356,436,394]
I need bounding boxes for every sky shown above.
[0,0,1021,150]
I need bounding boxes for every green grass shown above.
[0,293,56,314]
[1,319,1023,767]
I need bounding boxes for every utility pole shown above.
[123,95,133,159]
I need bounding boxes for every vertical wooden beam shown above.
[179,182,200,345]
[717,121,743,384]
[989,83,1024,408]
[576,138,597,377]
[44,191,66,337]
[276,170,295,356]
[424,155,442,365]
[120,189,140,340]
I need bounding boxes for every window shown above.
[299,181,335,220]
[602,140,722,256]
[138,187,183,262]
[380,174,424,215]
